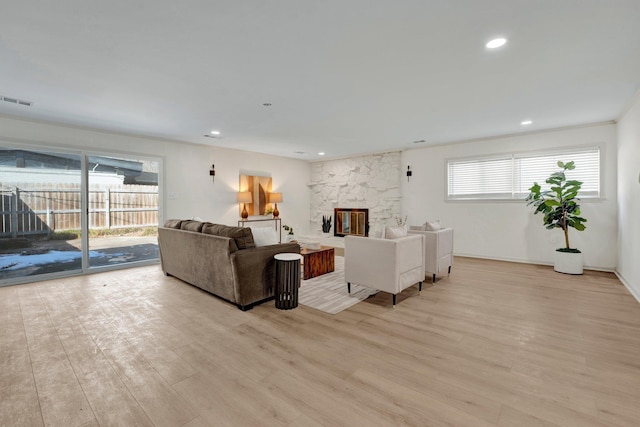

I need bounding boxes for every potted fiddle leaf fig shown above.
[526,160,587,274]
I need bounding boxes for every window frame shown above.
[445,145,602,202]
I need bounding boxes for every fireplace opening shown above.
[334,208,369,237]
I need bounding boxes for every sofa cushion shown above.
[202,223,256,250]
[163,219,183,229]
[384,225,408,239]
[180,220,204,232]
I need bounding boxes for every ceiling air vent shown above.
[1,96,33,107]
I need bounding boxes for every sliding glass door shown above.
[0,146,160,285]
[86,155,159,269]
[0,148,83,281]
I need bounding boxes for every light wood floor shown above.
[2,257,640,426]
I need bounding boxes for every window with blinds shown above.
[447,147,600,200]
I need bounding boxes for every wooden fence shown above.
[0,185,158,238]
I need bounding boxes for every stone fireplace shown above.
[309,151,401,238]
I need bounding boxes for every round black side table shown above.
[274,253,302,310]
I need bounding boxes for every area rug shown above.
[298,256,378,314]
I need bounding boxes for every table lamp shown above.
[237,191,252,219]
[270,192,283,218]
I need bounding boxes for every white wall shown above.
[401,123,618,270]
[1,114,624,273]
[617,94,640,298]
[0,115,310,232]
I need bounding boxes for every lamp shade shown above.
[237,191,252,203]
[269,192,283,203]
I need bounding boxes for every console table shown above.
[238,218,282,243]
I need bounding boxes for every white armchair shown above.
[408,226,453,283]
[344,234,425,307]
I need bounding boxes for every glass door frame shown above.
[81,154,89,271]
[0,140,164,287]
[83,149,163,274]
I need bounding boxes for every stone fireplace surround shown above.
[308,151,402,239]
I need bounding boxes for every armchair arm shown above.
[408,228,453,274]
[345,236,398,293]
[345,235,424,294]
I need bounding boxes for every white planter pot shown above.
[554,250,583,275]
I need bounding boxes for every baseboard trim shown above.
[615,271,640,304]
[453,253,615,273]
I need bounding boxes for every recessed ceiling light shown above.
[318,152,325,156]
[486,38,507,49]
[210,130,221,135]
[521,120,533,125]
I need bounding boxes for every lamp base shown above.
[273,203,280,218]
[241,204,249,219]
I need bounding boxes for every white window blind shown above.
[447,147,600,200]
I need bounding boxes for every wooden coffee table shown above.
[300,246,335,280]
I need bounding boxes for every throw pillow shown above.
[250,226,279,247]
[202,223,256,250]
[384,225,408,239]
[424,220,442,231]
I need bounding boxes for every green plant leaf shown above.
[526,160,586,239]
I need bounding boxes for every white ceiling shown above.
[1,0,640,160]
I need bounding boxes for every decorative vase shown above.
[554,250,583,275]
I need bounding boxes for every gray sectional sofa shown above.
[158,219,300,310]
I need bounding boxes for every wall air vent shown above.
[1,96,33,107]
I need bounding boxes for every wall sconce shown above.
[406,165,412,182]
[269,192,283,218]
[237,191,252,219]
[209,164,215,182]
